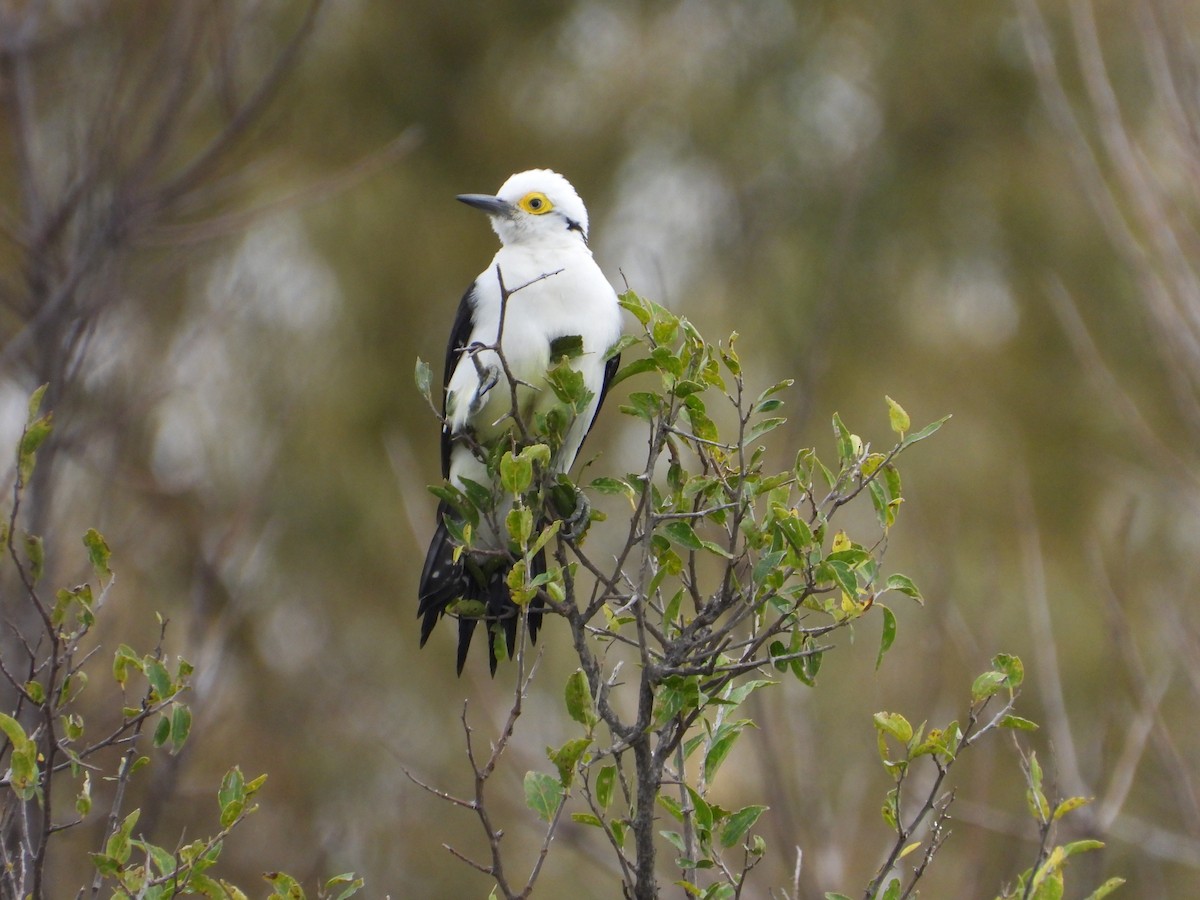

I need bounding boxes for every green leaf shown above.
[721,678,773,709]
[819,558,858,599]
[571,813,603,827]
[1052,796,1092,822]
[611,819,628,848]
[90,852,120,878]
[1030,868,1064,900]
[170,703,192,754]
[653,676,700,726]
[549,333,584,360]
[900,414,950,449]
[1061,838,1105,857]
[265,872,305,899]
[657,792,684,823]
[663,521,704,552]
[546,358,590,408]
[83,528,113,579]
[873,711,914,744]
[113,644,141,687]
[1085,878,1126,900]
[590,476,635,499]
[832,412,856,463]
[971,670,1009,702]
[718,805,767,848]
[0,712,28,748]
[619,291,651,324]
[325,873,365,900]
[152,715,171,748]
[219,767,246,828]
[500,450,534,495]
[606,334,640,360]
[883,573,923,604]
[547,737,592,787]
[652,315,679,347]
[754,379,793,408]
[885,396,910,436]
[414,357,433,404]
[523,771,564,822]
[1000,714,1039,732]
[23,533,44,583]
[24,680,45,705]
[660,828,686,854]
[145,657,173,701]
[27,384,48,420]
[992,652,1025,688]
[505,506,533,549]
[63,713,84,741]
[746,416,787,444]
[686,784,713,834]
[611,356,658,389]
[704,720,751,781]
[18,413,53,485]
[621,391,662,421]
[565,669,599,729]
[105,810,139,864]
[76,772,92,816]
[876,605,897,670]
[720,338,740,375]
[596,765,616,810]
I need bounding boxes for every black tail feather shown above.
[417,501,545,675]
[456,615,478,675]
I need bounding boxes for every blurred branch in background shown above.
[1014,0,1200,882]
[0,1,320,525]
[1018,0,1200,455]
[0,1,353,890]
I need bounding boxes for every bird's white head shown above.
[458,169,590,247]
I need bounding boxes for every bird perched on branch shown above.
[418,169,623,674]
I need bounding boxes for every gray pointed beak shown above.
[457,193,515,217]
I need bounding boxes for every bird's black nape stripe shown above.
[566,218,586,242]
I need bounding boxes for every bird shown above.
[418,169,623,674]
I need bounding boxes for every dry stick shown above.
[88,621,169,899]
[1069,0,1200,346]
[4,426,59,897]
[579,769,637,885]
[146,129,423,247]
[1013,470,1089,805]
[1093,545,1200,838]
[488,265,565,444]
[863,695,1016,900]
[1020,0,1200,434]
[1014,740,1060,900]
[155,0,325,207]
[1045,278,1200,491]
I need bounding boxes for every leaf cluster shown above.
[417,289,948,898]
[0,387,362,899]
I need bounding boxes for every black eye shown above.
[528,197,543,210]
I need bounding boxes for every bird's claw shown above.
[467,351,501,416]
[556,484,592,540]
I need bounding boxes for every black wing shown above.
[593,351,621,425]
[440,283,478,479]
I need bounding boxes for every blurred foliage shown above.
[0,0,1197,896]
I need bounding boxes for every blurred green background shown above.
[4,0,1199,895]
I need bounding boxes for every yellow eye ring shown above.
[518,192,554,215]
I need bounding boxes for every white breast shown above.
[446,243,621,442]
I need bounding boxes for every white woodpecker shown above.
[418,169,623,674]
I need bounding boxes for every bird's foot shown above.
[552,480,593,540]
[467,353,500,416]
